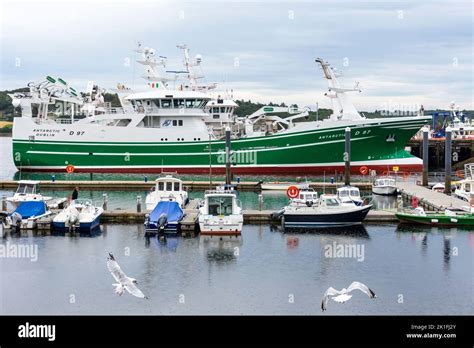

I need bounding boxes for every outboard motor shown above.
[157,213,168,230]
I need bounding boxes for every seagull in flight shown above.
[107,253,147,299]
[321,281,376,311]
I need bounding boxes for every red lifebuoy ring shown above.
[360,166,368,175]
[411,196,419,208]
[66,164,75,174]
[287,185,300,199]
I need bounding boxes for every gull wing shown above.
[124,280,146,299]
[321,287,341,311]
[347,281,376,299]
[107,259,128,283]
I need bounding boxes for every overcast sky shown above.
[0,0,472,111]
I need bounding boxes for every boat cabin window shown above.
[324,198,339,206]
[173,99,185,108]
[166,182,172,191]
[208,196,233,216]
[350,190,359,197]
[178,120,183,126]
[174,182,180,191]
[185,99,196,108]
[465,183,470,191]
[338,190,348,197]
[213,115,220,119]
[16,184,36,194]
[158,182,164,191]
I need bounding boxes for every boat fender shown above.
[470,198,474,208]
[411,196,419,208]
[305,201,313,207]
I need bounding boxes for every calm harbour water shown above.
[0,224,473,315]
[0,136,472,315]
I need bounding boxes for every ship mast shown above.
[315,58,363,121]
[135,42,176,89]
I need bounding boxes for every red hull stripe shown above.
[20,164,423,175]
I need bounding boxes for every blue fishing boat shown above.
[2,201,52,230]
[145,200,184,234]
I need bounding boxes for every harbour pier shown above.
[0,180,373,191]
[395,181,469,211]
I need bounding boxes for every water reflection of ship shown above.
[145,233,179,252]
[283,224,370,239]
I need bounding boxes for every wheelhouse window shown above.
[185,99,196,108]
[174,99,185,108]
[158,182,164,191]
[174,182,180,191]
[166,182,173,191]
[178,120,183,126]
[161,99,172,108]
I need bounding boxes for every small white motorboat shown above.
[6,180,52,207]
[431,183,445,192]
[2,201,52,230]
[336,186,364,206]
[53,199,103,231]
[454,163,473,202]
[287,188,319,207]
[198,186,243,241]
[372,177,397,196]
[145,175,189,210]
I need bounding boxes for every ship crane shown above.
[315,58,363,121]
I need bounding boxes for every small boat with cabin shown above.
[454,163,474,202]
[6,180,52,207]
[198,186,243,241]
[372,177,397,196]
[145,175,188,210]
[281,194,372,228]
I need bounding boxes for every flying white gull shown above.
[107,253,147,299]
[321,281,376,311]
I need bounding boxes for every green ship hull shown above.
[12,116,429,174]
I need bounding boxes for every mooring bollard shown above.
[258,193,263,211]
[396,194,403,210]
[344,127,351,186]
[137,195,142,213]
[444,127,452,194]
[422,127,429,187]
[144,176,148,183]
[1,195,6,211]
[51,175,56,183]
[102,193,108,211]
[330,177,334,184]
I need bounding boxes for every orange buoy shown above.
[286,185,300,199]
[359,166,369,175]
[66,164,75,174]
